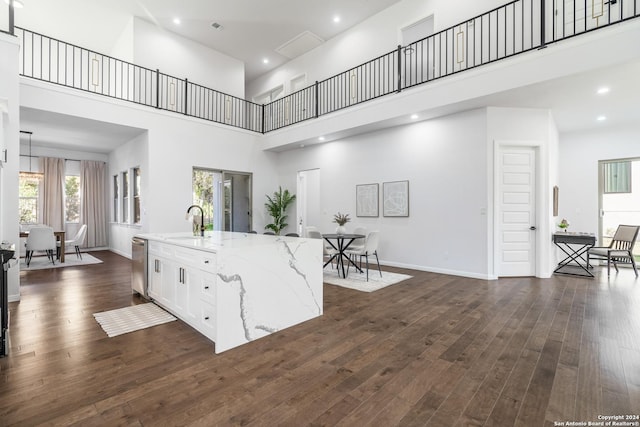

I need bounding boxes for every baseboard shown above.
[380,260,496,281]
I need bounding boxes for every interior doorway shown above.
[598,157,640,258]
[495,145,538,277]
[296,169,320,236]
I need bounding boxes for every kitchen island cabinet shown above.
[138,231,323,353]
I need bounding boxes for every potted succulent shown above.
[558,218,570,232]
[264,186,296,235]
[333,212,351,235]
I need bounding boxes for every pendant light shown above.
[19,131,43,180]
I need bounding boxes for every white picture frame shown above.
[356,183,379,217]
[383,180,409,217]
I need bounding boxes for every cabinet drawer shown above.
[174,247,216,273]
[148,241,173,257]
[200,274,216,303]
[199,301,216,341]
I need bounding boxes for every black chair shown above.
[587,225,639,276]
[285,232,299,237]
[263,231,275,235]
[247,230,257,234]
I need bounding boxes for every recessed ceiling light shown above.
[597,115,607,121]
[299,144,305,148]
[410,114,419,120]
[597,87,610,95]
[263,58,269,64]
[173,18,181,25]
[318,136,325,141]
[333,16,341,23]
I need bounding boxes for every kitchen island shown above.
[135,231,323,353]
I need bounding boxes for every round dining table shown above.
[322,233,365,278]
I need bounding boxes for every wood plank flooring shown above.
[1,250,639,426]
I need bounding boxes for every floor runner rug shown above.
[94,303,177,337]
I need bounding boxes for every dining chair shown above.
[263,231,276,235]
[285,232,299,237]
[25,226,57,267]
[587,224,639,277]
[345,230,382,281]
[307,230,336,268]
[347,226,367,259]
[58,224,87,260]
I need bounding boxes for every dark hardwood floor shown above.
[1,250,639,426]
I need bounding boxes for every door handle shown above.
[529,226,537,231]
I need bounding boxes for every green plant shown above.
[333,212,351,226]
[558,218,570,229]
[264,186,296,235]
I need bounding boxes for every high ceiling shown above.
[106,0,403,82]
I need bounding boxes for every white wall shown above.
[18,79,279,260]
[559,124,640,236]
[133,18,245,99]
[3,0,133,57]
[487,107,558,278]
[108,132,148,258]
[2,3,245,98]
[246,0,507,99]
[0,33,20,301]
[275,108,491,279]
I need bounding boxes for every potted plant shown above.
[558,218,570,232]
[264,186,296,235]
[333,212,351,235]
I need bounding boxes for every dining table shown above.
[20,230,66,263]
[322,233,365,278]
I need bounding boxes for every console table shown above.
[553,232,596,277]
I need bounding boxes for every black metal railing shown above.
[15,27,263,133]
[13,0,640,134]
[265,0,639,132]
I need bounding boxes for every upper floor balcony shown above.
[7,0,640,150]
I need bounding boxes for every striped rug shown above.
[93,303,177,337]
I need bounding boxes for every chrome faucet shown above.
[186,205,205,237]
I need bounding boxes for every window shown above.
[604,161,631,193]
[133,167,141,224]
[122,171,129,223]
[19,176,40,224]
[113,174,119,222]
[64,175,80,223]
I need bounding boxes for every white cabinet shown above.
[147,241,217,340]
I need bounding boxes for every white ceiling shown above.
[109,0,403,82]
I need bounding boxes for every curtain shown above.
[40,157,65,230]
[80,160,108,247]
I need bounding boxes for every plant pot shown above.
[335,225,346,235]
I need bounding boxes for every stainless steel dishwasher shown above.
[131,237,148,299]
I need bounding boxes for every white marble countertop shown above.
[136,231,307,253]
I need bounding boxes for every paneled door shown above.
[498,147,536,276]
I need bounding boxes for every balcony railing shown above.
[13,0,640,134]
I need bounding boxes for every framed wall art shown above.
[383,180,409,217]
[356,183,379,217]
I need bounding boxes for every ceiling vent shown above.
[275,31,324,59]
[211,22,223,30]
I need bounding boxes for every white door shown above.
[296,169,321,236]
[498,147,536,276]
